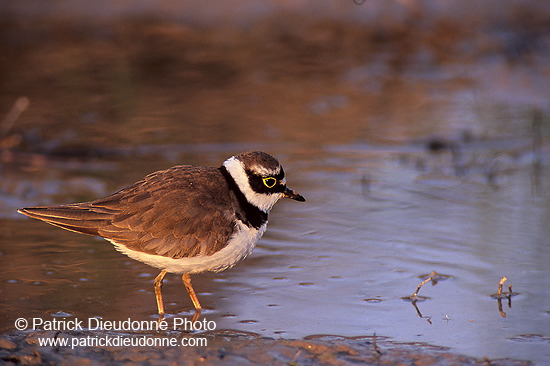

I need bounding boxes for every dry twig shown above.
[497,276,507,297]
[412,272,435,298]
[491,276,518,318]
[403,271,441,302]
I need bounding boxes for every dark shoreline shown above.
[0,329,532,365]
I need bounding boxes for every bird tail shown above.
[17,205,115,236]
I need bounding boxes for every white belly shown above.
[109,220,267,275]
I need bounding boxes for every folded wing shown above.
[18,166,237,259]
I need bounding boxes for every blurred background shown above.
[1,0,549,363]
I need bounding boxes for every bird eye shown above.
[262,177,277,188]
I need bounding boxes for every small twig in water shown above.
[402,271,449,321]
[402,271,446,302]
[492,276,518,318]
[412,272,435,298]
[372,333,382,356]
[497,276,507,297]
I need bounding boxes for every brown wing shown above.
[18,166,237,258]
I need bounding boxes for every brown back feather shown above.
[18,166,237,258]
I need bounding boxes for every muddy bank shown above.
[0,330,532,366]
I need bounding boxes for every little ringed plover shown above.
[18,151,305,319]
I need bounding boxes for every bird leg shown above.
[182,273,202,321]
[154,270,167,320]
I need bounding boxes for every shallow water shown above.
[1,9,550,364]
[2,140,549,363]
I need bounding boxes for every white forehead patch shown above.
[249,163,281,176]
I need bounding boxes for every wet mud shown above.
[0,330,531,366]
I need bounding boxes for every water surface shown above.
[2,139,549,363]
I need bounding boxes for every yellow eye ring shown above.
[262,177,277,189]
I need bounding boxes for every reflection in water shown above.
[497,296,512,319]
[401,271,452,324]
[410,300,433,325]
